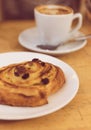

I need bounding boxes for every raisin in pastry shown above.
[0,59,65,107]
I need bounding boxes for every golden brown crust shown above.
[0,59,65,107]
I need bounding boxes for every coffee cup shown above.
[34,5,82,46]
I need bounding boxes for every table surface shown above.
[0,20,91,130]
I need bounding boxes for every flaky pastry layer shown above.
[0,59,65,107]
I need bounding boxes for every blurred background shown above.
[0,0,91,22]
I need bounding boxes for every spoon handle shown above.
[76,34,91,40]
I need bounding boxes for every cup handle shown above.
[70,13,83,35]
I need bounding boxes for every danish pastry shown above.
[0,58,65,107]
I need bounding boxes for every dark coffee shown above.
[36,5,73,15]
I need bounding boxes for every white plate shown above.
[0,52,79,120]
[18,27,87,55]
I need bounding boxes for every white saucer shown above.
[18,27,87,55]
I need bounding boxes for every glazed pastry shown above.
[0,59,65,107]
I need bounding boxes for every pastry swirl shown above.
[0,59,65,107]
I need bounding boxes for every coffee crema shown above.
[36,5,73,15]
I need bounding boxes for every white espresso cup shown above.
[34,5,83,46]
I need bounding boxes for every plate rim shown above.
[0,52,79,120]
[18,27,87,55]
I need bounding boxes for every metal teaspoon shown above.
[37,34,91,50]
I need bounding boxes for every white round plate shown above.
[18,27,87,55]
[0,52,79,120]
